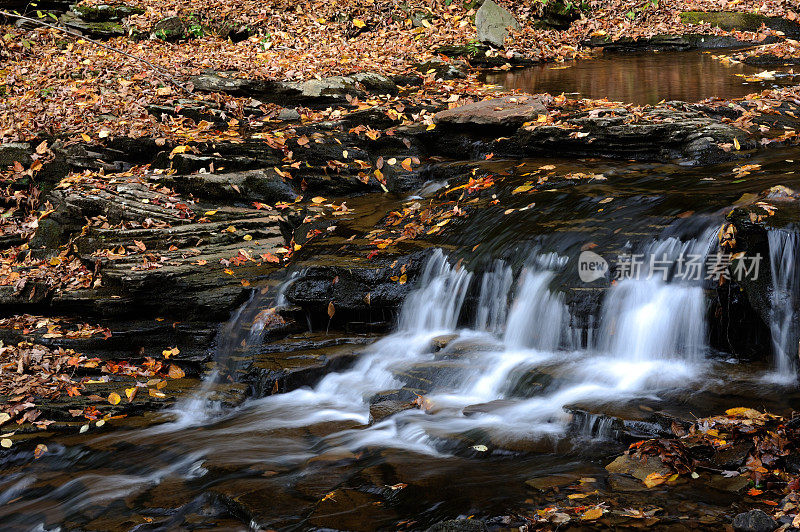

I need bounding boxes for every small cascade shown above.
[398,249,472,333]
[475,260,513,334]
[598,280,707,361]
[174,272,303,425]
[768,230,800,375]
[503,253,571,351]
[503,270,570,351]
[597,229,715,362]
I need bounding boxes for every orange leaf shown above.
[581,508,604,521]
[168,364,185,379]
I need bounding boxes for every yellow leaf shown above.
[426,123,436,131]
[170,145,189,156]
[398,274,407,284]
[148,389,166,398]
[725,407,762,419]
[581,508,604,521]
[162,347,179,358]
[401,158,413,172]
[108,392,121,405]
[81,133,92,142]
[243,234,253,241]
[353,19,366,28]
[312,196,327,204]
[733,137,741,150]
[0,438,11,448]
[125,387,137,402]
[204,210,217,216]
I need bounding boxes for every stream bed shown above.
[1,51,800,530]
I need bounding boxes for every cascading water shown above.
[475,260,513,334]
[174,271,304,425]
[768,229,800,376]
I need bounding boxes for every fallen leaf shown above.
[168,364,185,379]
[581,508,604,521]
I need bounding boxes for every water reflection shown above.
[483,50,798,105]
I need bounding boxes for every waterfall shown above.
[598,279,707,361]
[503,270,570,351]
[475,260,513,334]
[173,272,302,425]
[398,249,472,333]
[768,230,800,375]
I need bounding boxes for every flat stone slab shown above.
[434,95,546,130]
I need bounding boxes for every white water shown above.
[768,230,800,376]
[170,234,712,455]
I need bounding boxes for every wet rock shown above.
[525,473,581,491]
[732,509,778,532]
[585,33,780,52]
[427,519,488,532]
[152,16,186,41]
[431,333,458,351]
[415,58,466,80]
[605,453,671,481]
[276,108,301,121]
[475,0,520,48]
[284,250,432,327]
[510,104,753,165]
[712,440,753,470]
[705,473,750,493]
[680,11,800,39]
[434,95,546,131]
[161,169,299,204]
[242,334,372,397]
[369,399,414,423]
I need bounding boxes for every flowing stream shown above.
[2,55,800,530]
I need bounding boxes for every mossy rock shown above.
[60,12,126,38]
[535,0,584,30]
[73,4,144,22]
[152,16,187,41]
[680,11,800,38]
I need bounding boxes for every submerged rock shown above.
[475,0,520,48]
[427,519,488,532]
[732,509,778,532]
